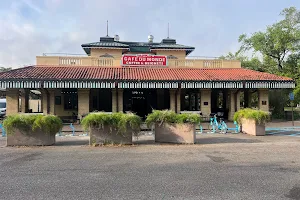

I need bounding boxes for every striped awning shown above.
[245,82,295,89]
[43,81,115,89]
[0,80,295,89]
[118,82,178,89]
[0,81,115,89]
[181,82,243,89]
[0,81,41,89]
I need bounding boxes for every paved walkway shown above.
[1,134,300,199]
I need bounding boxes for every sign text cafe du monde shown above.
[121,54,167,67]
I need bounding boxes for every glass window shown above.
[92,96,97,110]
[181,90,200,111]
[63,89,78,110]
[0,102,6,108]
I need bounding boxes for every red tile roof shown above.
[0,66,293,82]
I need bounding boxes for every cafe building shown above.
[0,34,295,121]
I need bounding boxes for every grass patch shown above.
[3,114,63,135]
[234,108,270,125]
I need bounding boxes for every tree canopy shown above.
[0,67,12,72]
[238,7,300,71]
[221,7,300,118]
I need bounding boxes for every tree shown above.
[0,67,12,72]
[238,7,300,70]
[220,52,265,71]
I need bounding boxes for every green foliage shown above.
[294,85,300,103]
[81,112,142,135]
[269,89,290,117]
[271,112,285,120]
[145,110,201,127]
[234,108,270,125]
[220,52,265,71]
[223,7,300,113]
[238,7,300,70]
[145,110,177,127]
[3,114,63,135]
[0,67,12,72]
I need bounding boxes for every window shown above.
[181,90,200,111]
[62,89,78,110]
[0,102,6,109]
[55,96,61,105]
[92,96,97,109]
[218,91,223,108]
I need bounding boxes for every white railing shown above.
[36,56,241,68]
[59,57,83,65]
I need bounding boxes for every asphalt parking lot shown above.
[1,133,300,200]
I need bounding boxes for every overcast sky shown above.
[0,0,300,68]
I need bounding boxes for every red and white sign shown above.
[121,54,167,67]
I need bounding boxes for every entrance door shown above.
[123,89,157,119]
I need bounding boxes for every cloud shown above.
[21,0,42,13]
[0,0,298,68]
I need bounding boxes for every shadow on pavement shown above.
[54,137,89,146]
[196,136,261,145]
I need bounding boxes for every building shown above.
[0,34,295,121]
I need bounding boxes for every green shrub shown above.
[233,108,270,125]
[3,114,63,135]
[145,110,201,127]
[81,112,142,135]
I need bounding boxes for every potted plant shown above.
[3,114,63,146]
[146,110,200,144]
[81,112,141,145]
[234,108,270,136]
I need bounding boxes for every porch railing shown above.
[36,56,241,68]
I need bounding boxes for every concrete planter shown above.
[7,129,55,146]
[89,126,133,145]
[155,123,196,144]
[241,118,266,136]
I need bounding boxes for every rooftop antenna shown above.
[167,23,169,38]
[106,20,109,36]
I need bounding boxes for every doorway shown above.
[123,89,158,119]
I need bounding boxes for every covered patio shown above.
[0,65,295,121]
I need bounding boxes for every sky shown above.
[0,0,300,68]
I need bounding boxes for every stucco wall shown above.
[200,89,211,117]
[155,50,186,59]
[29,100,42,113]
[90,49,123,58]
[258,89,269,112]
[6,89,19,115]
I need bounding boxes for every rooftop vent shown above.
[148,35,154,43]
[114,34,120,41]
[100,36,114,42]
[161,38,176,44]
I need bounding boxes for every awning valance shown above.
[0,80,295,89]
